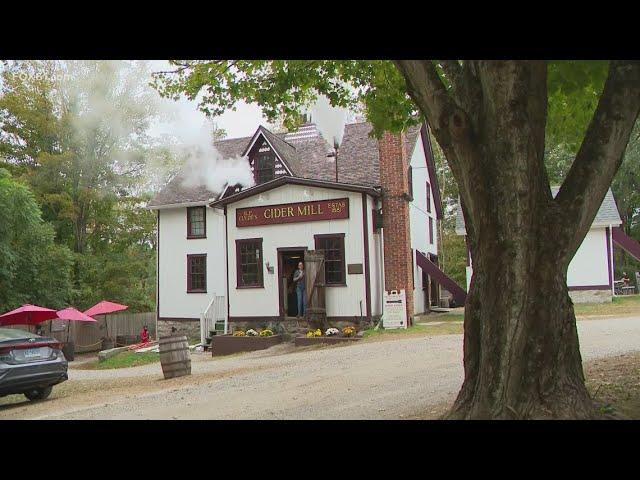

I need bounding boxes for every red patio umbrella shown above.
[57,307,97,343]
[83,301,128,341]
[0,304,59,327]
[83,301,128,317]
[57,307,97,323]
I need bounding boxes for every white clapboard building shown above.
[148,121,465,340]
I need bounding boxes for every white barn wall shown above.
[158,207,226,319]
[408,136,437,314]
[225,184,369,319]
[567,228,610,287]
[464,228,610,291]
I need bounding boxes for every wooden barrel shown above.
[159,335,191,380]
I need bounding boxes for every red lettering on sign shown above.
[236,198,349,227]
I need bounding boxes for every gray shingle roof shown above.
[455,187,622,235]
[148,122,423,208]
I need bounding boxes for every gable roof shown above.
[455,187,622,235]
[210,175,380,207]
[241,126,297,175]
[148,121,440,210]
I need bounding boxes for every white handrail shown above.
[200,294,228,345]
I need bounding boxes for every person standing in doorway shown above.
[293,261,306,319]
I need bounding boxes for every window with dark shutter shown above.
[187,254,207,293]
[314,234,346,285]
[407,166,414,200]
[236,238,264,288]
[426,181,431,213]
[187,206,206,239]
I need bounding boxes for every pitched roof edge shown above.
[210,176,381,207]
[240,126,295,176]
[420,122,444,220]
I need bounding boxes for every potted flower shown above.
[211,327,283,356]
[325,328,340,337]
[342,326,356,337]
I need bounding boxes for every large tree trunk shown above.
[450,228,591,419]
[395,60,640,419]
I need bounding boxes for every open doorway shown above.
[277,248,307,318]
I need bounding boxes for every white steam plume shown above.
[175,122,254,195]
[309,94,355,147]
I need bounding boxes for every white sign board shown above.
[382,289,407,329]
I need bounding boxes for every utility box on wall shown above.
[382,289,408,329]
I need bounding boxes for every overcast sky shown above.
[148,61,355,144]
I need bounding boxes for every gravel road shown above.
[2,315,639,420]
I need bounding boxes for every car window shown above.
[0,328,39,341]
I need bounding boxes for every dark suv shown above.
[0,328,68,401]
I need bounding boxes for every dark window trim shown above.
[186,254,207,293]
[236,238,264,289]
[429,217,434,245]
[426,181,432,213]
[411,248,415,285]
[314,233,347,287]
[187,206,207,239]
[407,166,414,201]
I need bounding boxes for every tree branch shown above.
[394,60,485,247]
[555,61,640,254]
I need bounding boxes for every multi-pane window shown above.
[429,217,434,245]
[236,238,263,288]
[314,234,346,285]
[255,152,275,184]
[187,254,207,293]
[187,206,206,238]
[426,181,432,213]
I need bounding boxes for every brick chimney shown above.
[378,131,414,322]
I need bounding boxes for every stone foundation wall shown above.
[569,289,612,304]
[157,319,200,341]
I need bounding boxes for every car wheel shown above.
[24,386,52,401]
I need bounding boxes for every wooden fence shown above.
[41,312,156,353]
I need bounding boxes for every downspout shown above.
[378,199,386,324]
[609,224,615,297]
[156,210,160,340]
[224,206,230,334]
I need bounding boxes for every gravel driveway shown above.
[2,315,639,420]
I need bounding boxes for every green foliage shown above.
[0,171,73,311]
[152,60,418,137]
[1,61,159,313]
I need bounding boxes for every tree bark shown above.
[395,60,640,419]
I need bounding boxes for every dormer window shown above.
[255,151,275,184]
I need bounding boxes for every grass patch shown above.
[363,322,463,341]
[585,352,640,419]
[78,351,160,370]
[574,295,640,317]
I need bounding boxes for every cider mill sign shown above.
[236,198,349,227]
